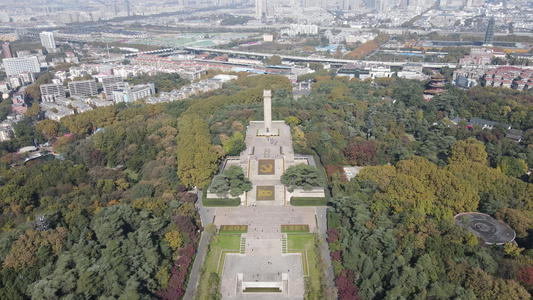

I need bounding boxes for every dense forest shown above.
[285,77,533,299]
[0,72,533,299]
[0,102,200,299]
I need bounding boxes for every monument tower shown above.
[207,89,324,206]
[264,90,272,133]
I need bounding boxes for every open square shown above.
[257,159,275,175]
[256,186,275,200]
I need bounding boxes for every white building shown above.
[263,34,274,42]
[9,77,21,89]
[0,81,9,93]
[2,57,40,76]
[85,97,114,107]
[369,65,392,78]
[40,83,66,102]
[112,83,154,103]
[68,80,98,96]
[40,102,74,121]
[281,24,318,37]
[0,127,13,141]
[256,0,266,18]
[39,31,56,52]
[101,75,126,100]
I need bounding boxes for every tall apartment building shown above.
[2,57,40,76]
[2,43,12,58]
[40,83,66,102]
[345,0,361,10]
[101,75,125,100]
[131,83,155,100]
[0,10,10,23]
[484,18,495,46]
[256,0,267,18]
[113,83,154,103]
[105,82,129,100]
[40,31,56,52]
[68,80,98,96]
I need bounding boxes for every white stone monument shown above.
[258,89,276,136]
[264,89,272,133]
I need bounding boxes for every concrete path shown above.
[316,206,337,298]
[184,190,216,300]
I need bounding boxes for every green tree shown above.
[25,103,41,118]
[177,114,220,188]
[207,273,222,299]
[281,164,322,192]
[266,55,282,65]
[164,230,183,252]
[209,166,252,197]
[499,156,527,178]
[25,73,53,101]
[35,119,58,137]
[449,138,488,164]
[309,62,324,71]
[222,132,246,156]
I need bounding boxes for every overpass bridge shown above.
[124,48,189,57]
[184,46,458,69]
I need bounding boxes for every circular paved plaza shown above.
[454,212,516,245]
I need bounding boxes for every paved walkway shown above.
[316,207,337,298]
[215,206,316,299]
[184,190,216,300]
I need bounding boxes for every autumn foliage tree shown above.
[449,138,488,164]
[345,34,390,59]
[518,267,533,291]
[335,269,360,300]
[177,114,220,188]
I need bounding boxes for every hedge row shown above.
[202,191,240,207]
[290,197,328,206]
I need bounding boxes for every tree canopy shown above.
[177,114,220,188]
[209,165,252,197]
[281,164,322,192]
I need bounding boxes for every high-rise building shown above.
[101,75,127,100]
[101,75,123,86]
[2,43,12,58]
[40,83,66,102]
[68,80,98,96]
[0,10,10,23]
[374,0,385,13]
[125,0,131,16]
[39,31,56,52]
[484,17,495,46]
[112,83,154,103]
[256,0,267,18]
[2,57,40,76]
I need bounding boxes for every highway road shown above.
[184,46,459,68]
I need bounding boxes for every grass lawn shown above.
[195,234,241,300]
[124,169,139,181]
[287,233,321,299]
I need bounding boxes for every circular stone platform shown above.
[454,212,516,245]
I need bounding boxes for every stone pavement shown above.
[214,206,317,299]
[215,206,317,233]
